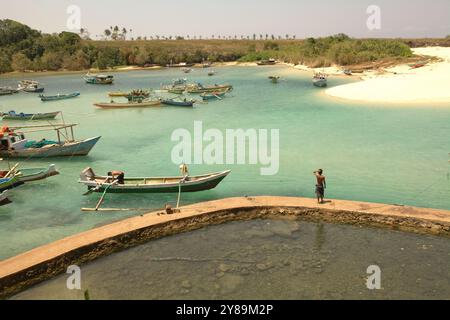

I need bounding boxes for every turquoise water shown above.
[12,219,450,300]
[1,66,450,259]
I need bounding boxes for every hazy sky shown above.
[1,0,449,39]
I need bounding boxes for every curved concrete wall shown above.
[1,196,449,299]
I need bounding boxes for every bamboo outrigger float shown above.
[0,124,100,158]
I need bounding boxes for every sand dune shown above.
[326,47,450,103]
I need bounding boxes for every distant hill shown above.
[1,19,449,74]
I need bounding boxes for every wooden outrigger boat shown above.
[40,92,80,102]
[0,124,100,158]
[257,58,276,66]
[0,87,19,96]
[0,164,59,183]
[313,73,328,87]
[18,80,44,93]
[84,73,114,85]
[160,98,195,107]
[79,167,231,194]
[166,62,194,68]
[200,90,229,101]
[94,99,161,109]
[0,190,11,206]
[187,84,233,94]
[0,111,60,120]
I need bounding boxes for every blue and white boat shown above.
[0,124,100,158]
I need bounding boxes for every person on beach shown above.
[314,169,326,204]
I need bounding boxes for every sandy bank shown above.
[326,47,450,103]
[1,196,449,298]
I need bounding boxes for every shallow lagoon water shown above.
[1,66,450,259]
[13,219,450,300]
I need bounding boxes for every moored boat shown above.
[200,90,229,101]
[18,80,44,93]
[0,87,19,96]
[40,92,80,102]
[94,99,161,109]
[0,124,100,158]
[0,164,59,183]
[166,62,194,68]
[208,70,216,76]
[160,98,195,107]
[313,73,328,87]
[0,111,60,120]
[79,167,231,193]
[257,58,276,66]
[84,73,114,84]
[187,83,233,94]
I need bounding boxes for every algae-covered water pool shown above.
[1,65,450,259]
[13,219,450,300]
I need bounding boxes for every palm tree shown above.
[253,34,256,40]
[122,28,127,40]
[265,34,269,40]
[104,29,111,40]
[285,34,289,40]
[260,34,263,40]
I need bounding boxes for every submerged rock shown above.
[181,280,192,289]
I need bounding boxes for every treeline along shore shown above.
[1,19,450,74]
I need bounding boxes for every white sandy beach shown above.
[326,47,450,103]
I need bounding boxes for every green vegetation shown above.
[239,33,413,67]
[0,19,446,74]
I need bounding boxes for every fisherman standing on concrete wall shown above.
[314,169,326,204]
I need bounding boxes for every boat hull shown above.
[1,111,60,120]
[23,87,45,93]
[40,92,80,102]
[188,85,233,94]
[80,170,230,194]
[94,101,161,109]
[0,136,101,158]
[161,100,194,107]
[313,79,327,87]
[15,165,59,183]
